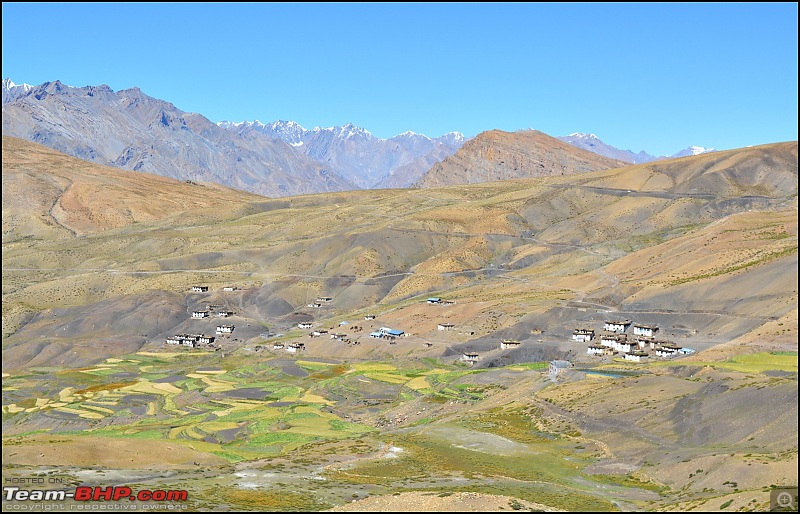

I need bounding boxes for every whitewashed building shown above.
[463,352,479,364]
[572,328,595,342]
[633,324,659,338]
[604,320,631,333]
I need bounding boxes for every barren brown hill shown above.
[2,138,796,370]
[2,137,798,512]
[414,129,627,188]
[2,136,266,239]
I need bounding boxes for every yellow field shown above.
[80,404,115,415]
[352,363,397,372]
[185,375,236,392]
[54,406,105,419]
[300,391,334,405]
[122,381,182,395]
[655,352,798,373]
[364,372,410,384]
[406,376,432,391]
[296,360,336,367]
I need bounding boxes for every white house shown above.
[287,342,305,353]
[364,315,376,320]
[197,335,215,345]
[624,351,649,362]
[216,325,235,334]
[463,352,479,364]
[191,311,209,318]
[655,347,678,358]
[614,340,637,353]
[191,286,209,293]
[655,342,681,357]
[549,360,572,375]
[572,328,595,342]
[633,324,659,338]
[500,339,521,349]
[317,297,333,303]
[222,286,236,292]
[587,344,607,356]
[437,323,455,331]
[217,311,233,318]
[427,297,442,304]
[604,320,631,333]
[601,333,627,346]
[273,343,285,350]
[298,322,313,329]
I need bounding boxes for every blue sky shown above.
[2,3,797,156]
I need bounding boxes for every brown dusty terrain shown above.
[3,434,228,469]
[328,491,562,512]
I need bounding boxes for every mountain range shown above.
[2,79,465,196]
[557,132,715,163]
[218,120,465,188]
[4,78,719,198]
[1,79,360,197]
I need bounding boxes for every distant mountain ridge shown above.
[558,132,715,164]
[2,79,356,197]
[415,129,627,188]
[218,120,466,188]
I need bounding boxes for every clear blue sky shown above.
[2,2,797,156]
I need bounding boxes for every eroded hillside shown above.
[2,136,797,511]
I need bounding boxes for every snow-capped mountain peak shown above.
[559,131,717,163]
[688,145,715,155]
[568,132,599,140]
[2,78,33,92]
[671,145,716,158]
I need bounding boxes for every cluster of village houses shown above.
[169,289,699,377]
[164,286,238,349]
[574,320,694,361]
[274,297,460,353]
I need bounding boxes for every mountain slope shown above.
[2,80,357,197]
[3,137,795,369]
[220,120,465,188]
[1,136,267,240]
[415,129,627,187]
[557,132,658,163]
[558,132,716,163]
[2,137,797,513]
